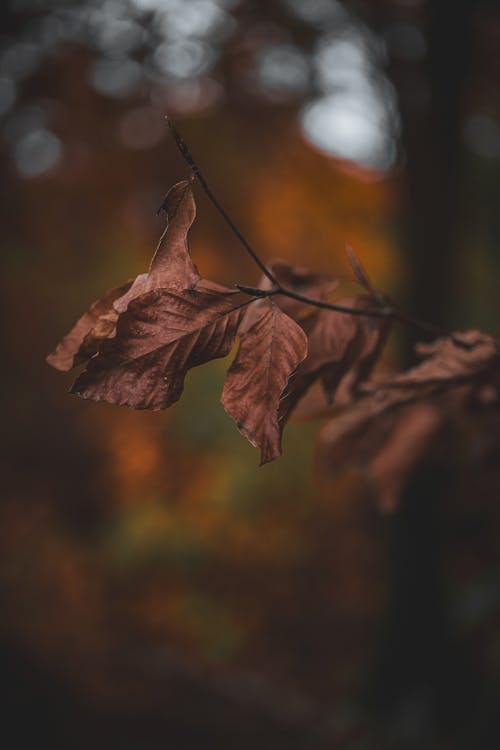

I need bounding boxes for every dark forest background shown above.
[2,1,500,748]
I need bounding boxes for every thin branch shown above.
[274,288,394,320]
[236,286,472,347]
[235,284,394,318]
[166,117,277,285]
[282,290,472,348]
[167,117,472,349]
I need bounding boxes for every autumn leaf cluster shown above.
[48,180,500,510]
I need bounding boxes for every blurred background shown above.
[2,0,500,747]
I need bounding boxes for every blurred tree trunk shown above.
[368,1,478,743]
[392,0,471,347]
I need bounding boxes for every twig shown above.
[167,117,472,349]
[166,117,277,285]
[275,288,394,320]
[235,284,392,318]
[346,243,387,306]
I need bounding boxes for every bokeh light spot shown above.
[152,39,215,80]
[315,34,374,91]
[155,0,232,41]
[151,76,223,115]
[91,57,142,97]
[285,0,347,27]
[257,43,309,99]
[14,128,62,177]
[301,93,397,172]
[95,17,145,57]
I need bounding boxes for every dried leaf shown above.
[278,307,359,424]
[221,299,308,464]
[114,179,200,313]
[275,292,390,435]
[370,403,443,513]
[333,298,392,403]
[47,181,199,370]
[378,330,500,397]
[317,399,389,476]
[46,280,134,372]
[318,330,500,510]
[151,179,200,286]
[72,284,247,410]
[317,398,443,512]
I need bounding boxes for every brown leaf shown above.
[46,280,134,372]
[332,297,392,403]
[278,307,359,424]
[317,398,443,512]
[370,403,443,512]
[275,293,391,436]
[317,330,500,511]
[47,181,199,370]
[113,179,200,313]
[317,399,389,476]
[71,284,247,410]
[221,299,308,464]
[377,330,500,398]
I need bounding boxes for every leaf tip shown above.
[259,448,281,467]
[46,350,70,372]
